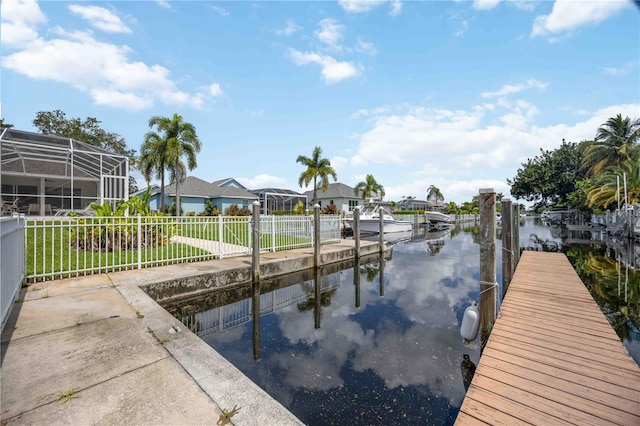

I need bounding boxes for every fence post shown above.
[479,188,497,349]
[314,204,321,268]
[354,207,360,258]
[137,214,142,269]
[218,215,224,259]
[501,199,513,298]
[252,201,260,284]
[271,215,276,253]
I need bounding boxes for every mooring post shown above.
[314,204,321,268]
[501,199,513,299]
[512,203,521,268]
[354,207,360,258]
[379,251,385,298]
[252,200,260,284]
[379,206,384,253]
[479,188,497,348]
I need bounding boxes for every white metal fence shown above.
[1,215,25,329]
[24,214,342,282]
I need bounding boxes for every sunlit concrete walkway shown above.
[1,240,378,425]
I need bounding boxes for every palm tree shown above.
[427,185,444,202]
[139,132,169,211]
[581,114,640,177]
[586,159,640,209]
[354,174,385,200]
[296,146,337,207]
[146,114,201,215]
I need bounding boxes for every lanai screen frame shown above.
[251,188,307,215]
[0,128,129,215]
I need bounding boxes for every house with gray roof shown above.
[303,182,363,214]
[144,177,257,214]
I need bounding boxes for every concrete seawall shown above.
[1,239,381,426]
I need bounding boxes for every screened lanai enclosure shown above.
[1,129,129,216]
[250,188,307,215]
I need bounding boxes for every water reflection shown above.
[164,218,639,424]
[165,227,485,425]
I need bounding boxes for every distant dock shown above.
[456,251,640,425]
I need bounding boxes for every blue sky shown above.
[2,0,639,204]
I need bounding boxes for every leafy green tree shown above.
[0,118,14,128]
[296,146,337,206]
[33,110,135,159]
[32,110,138,194]
[293,200,305,215]
[354,174,385,200]
[446,201,459,214]
[139,132,169,212]
[145,114,202,216]
[508,141,584,211]
[426,185,444,203]
[581,114,640,177]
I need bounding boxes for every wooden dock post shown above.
[252,200,260,284]
[479,188,497,347]
[314,267,321,329]
[314,204,321,268]
[512,202,520,267]
[501,199,513,298]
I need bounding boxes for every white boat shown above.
[425,211,453,224]
[347,201,413,234]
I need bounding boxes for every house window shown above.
[318,200,322,206]
[243,200,248,208]
[348,200,359,211]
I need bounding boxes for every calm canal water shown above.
[166,217,639,425]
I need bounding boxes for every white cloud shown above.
[356,38,377,56]
[531,0,629,39]
[209,5,229,17]
[473,0,501,11]
[209,83,223,96]
[455,20,468,37]
[339,0,387,13]
[349,98,640,202]
[68,5,131,34]
[275,19,301,36]
[314,18,345,48]
[389,0,402,16]
[288,49,361,84]
[155,0,171,9]
[601,62,637,77]
[1,0,47,48]
[339,0,401,15]
[330,156,349,173]
[2,23,204,111]
[481,79,547,98]
[237,174,289,189]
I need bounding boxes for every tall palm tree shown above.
[296,146,337,207]
[139,132,169,211]
[147,114,201,215]
[354,174,385,200]
[426,185,444,202]
[581,114,640,177]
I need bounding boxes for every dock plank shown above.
[455,251,640,425]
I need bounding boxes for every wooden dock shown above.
[456,251,640,425]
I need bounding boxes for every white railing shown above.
[25,214,341,282]
[1,214,25,329]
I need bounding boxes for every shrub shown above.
[224,204,251,216]
[186,211,196,216]
[322,204,338,215]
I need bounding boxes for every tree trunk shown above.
[175,161,181,216]
[160,170,166,212]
